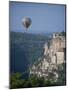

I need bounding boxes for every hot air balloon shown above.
[22,17,32,31]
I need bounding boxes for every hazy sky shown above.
[9,1,66,34]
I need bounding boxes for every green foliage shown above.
[61,31,66,36]
[57,63,66,85]
[10,73,61,89]
[10,63,66,88]
[10,73,24,88]
[59,31,66,37]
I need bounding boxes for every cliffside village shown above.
[30,33,66,81]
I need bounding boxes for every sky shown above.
[9,1,66,34]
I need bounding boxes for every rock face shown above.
[30,33,66,82]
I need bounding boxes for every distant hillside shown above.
[10,32,50,74]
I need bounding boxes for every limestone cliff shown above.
[30,32,66,82]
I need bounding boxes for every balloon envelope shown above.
[22,17,32,30]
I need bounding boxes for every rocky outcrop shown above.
[30,33,66,82]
